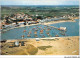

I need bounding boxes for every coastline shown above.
[5,36,79,41]
[18,17,79,27]
[1,17,79,31]
[16,17,79,28]
[11,19,78,29]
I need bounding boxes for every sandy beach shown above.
[18,17,79,27]
[1,36,79,55]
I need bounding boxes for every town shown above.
[1,5,79,29]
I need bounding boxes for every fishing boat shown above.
[21,35,25,39]
[33,28,35,30]
[61,33,66,36]
[47,28,50,31]
[27,34,31,37]
[40,32,43,34]
[42,35,45,37]
[40,27,42,29]
[57,28,61,30]
[23,30,26,32]
[37,27,39,28]
[47,33,50,36]
[55,35,59,37]
[60,27,66,31]
[34,31,37,34]
[43,27,46,30]
[46,32,49,34]
[35,29,38,31]
[21,35,25,37]
[44,27,46,29]
[40,30,43,34]
[35,35,38,37]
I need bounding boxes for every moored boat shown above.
[27,34,31,37]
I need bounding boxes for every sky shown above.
[0,0,79,5]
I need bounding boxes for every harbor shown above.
[1,19,79,40]
[0,4,79,55]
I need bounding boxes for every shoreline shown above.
[13,19,79,29]
[1,16,79,30]
[19,19,76,27]
[14,17,79,27]
[1,19,78,32]
[4,36,79,42]
[3,19,78,29]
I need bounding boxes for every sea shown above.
[1,19,79,40]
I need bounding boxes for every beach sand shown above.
[19,18,79,27]
[1,36,79,55]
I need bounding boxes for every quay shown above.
[43,25,66,31]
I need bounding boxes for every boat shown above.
[60,27,66,31]
[61,33,66,36]
[37,27,39,28]
[42,35,45,37]
[40,30,43,34]
[35,35,38,37]
[46,32,49,34]
[40,32,43,34]
[23,30,26,32]
[34,31,37,34]
[35,29,38,31]
[47,33,50,36]
[47,28,50,31]
[44,27,46,29]
[21,35,25,37]
[27,34,31,37]
[55,35,59,37]
[57,28,61,30]
[21,35,25,39]
[33,28,35,30]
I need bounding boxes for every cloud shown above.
[1,0,79,5]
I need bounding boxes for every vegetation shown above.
[26,44,38,55]
[38,46,52,50]
[1,5,79,20]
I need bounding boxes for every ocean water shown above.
[1,19,79,40]
[50,19,79,36]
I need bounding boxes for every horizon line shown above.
[1,5,79,6]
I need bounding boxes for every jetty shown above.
[44,25,66,31]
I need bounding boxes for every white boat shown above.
[60,27,66,31]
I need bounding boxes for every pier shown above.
[43,25,66,31]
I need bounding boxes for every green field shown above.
[1,5,79,20]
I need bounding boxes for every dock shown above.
[44,25,66,31]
